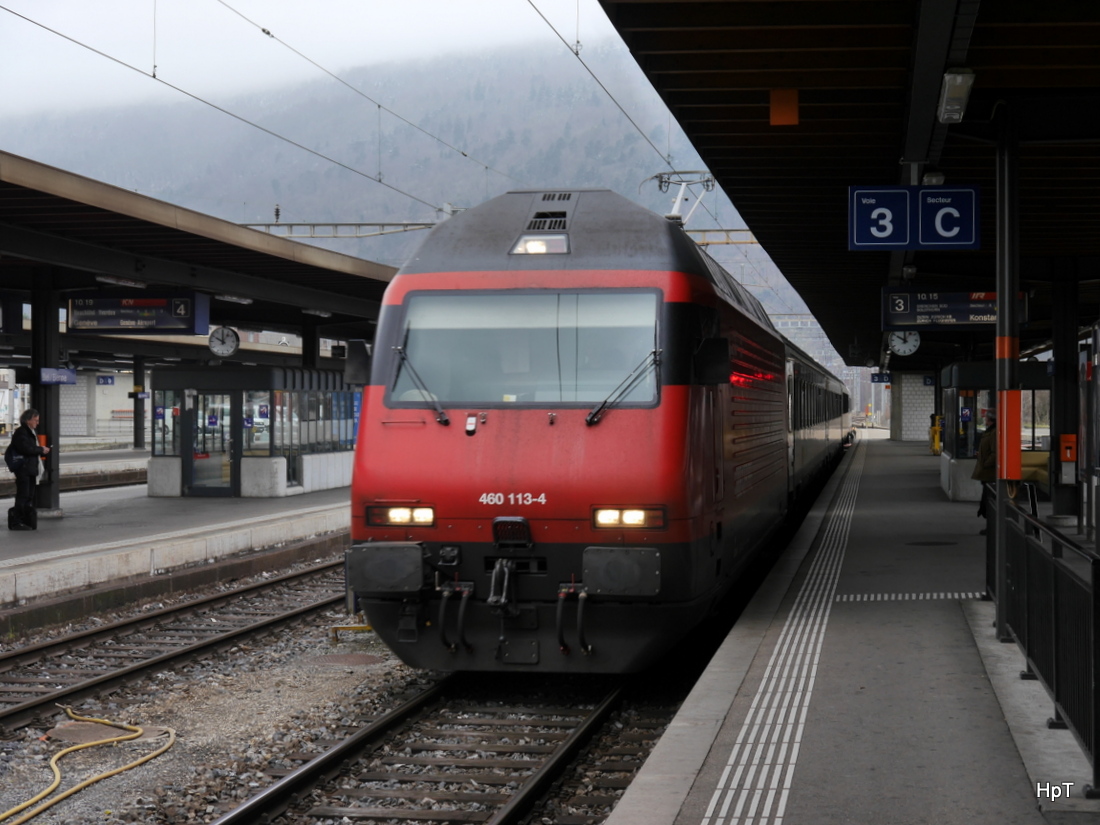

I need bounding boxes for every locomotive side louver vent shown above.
[527,211,567,231]
[542,192,572,201]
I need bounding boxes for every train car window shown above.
[388,291,659,407]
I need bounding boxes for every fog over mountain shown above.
[1,40,844,368]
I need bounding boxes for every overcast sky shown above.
[0,1,830,340]
[0,0,620,114]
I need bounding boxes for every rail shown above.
[0,562,343,733]
[986,488,1100,795]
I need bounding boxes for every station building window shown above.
[939,361,1053,501]
[243,390,270,457]
[152,389,182,457]
[150,367,357,497]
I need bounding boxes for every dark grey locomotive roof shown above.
[398,188,775,332]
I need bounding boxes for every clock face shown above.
[208,327,240,357]
[888,330,921,356]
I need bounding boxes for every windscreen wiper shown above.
[585,349,660,426]
[394,346,450,426]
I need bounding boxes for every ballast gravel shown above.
[0,566,425,825]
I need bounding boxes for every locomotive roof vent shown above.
[541,192,572,201]
[527,211,567,231]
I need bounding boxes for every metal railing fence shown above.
[987,488,1100,794]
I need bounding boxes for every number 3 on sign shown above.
[870,207,894,238]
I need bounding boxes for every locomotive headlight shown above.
[511,233,569,254]
[593,507,666,529]
[595,509,621,527]
[368,506,435,526]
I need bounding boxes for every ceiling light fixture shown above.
[214,294,253,305]
[937,69,975,124]
[95,274,147,288]
[302,308,332,318]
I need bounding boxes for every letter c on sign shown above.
[935,207,961,238]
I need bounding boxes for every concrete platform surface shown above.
[610,431,1099,825]
[1,483,349,607]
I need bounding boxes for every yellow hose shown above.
[0,705,176,825]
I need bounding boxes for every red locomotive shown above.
[346,189,849,673]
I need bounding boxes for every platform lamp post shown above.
[30,268,62,517]
[994,107,1021,643]
[132,355,146,450]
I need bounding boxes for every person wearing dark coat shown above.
[972,409,996,534]
[6,408,50,530]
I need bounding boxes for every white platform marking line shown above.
[701,442,865,825]
[834,591,984,602]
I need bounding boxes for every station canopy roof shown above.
[0,150,394,367]
[598,0,1100,371]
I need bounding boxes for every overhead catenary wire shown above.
[527,0,674,170]
[527,0,760,259]
[212,0,523,186]
[0,3,444,212]
[529,4,808,320]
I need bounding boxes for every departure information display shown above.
[881,289,1024,330]
[68,293,210,334]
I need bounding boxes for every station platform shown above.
[0,481,350,620]
[0,447,150,497]
[610,430,1100,825]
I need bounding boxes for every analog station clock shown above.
[887,330,921,356]
[208,326,240,357]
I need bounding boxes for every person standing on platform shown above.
[972,408,996,535]
[5,408,50,530]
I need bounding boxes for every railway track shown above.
[212,674,658,825]
[0,560,344,735]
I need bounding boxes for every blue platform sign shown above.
[40,368,77,385]
[96,375,115,385]
[850,188,910,248]
[849,186,980,250]
[918,189,978,247]
[871,373,892,384]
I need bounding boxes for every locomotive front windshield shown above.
[389,291,659,407]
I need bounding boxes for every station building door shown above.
[184,391,240,496]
